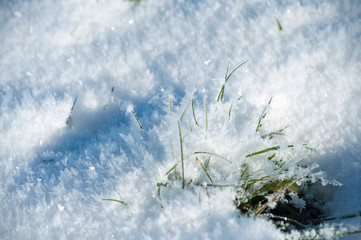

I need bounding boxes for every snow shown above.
[0,0,361,239]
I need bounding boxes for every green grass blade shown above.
[102,199,127,205]
[224,62,230,81]
[246,146,280,157]
[191,97,199,126]
[131,110,143,129]
[178,120,185,189]
[276,18,283,31]
[187,120,193,132]
[256,97,273,132]
[225,60,248,83]
[217,60,248,102]
[187,151,231,163]
[204,156,211,169]
[180,99,191,121]
[217,85,225,102]
[261,125,289,139]
[165,163,179,175]
[247,176,270,183]
[313,211,361,224]
[198,160,213,183]
[241,165,249,178]
[228,101,234,119]
[256,108,266,132]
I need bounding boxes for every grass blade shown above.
[256,97,273,132]
[261,125,288,139]
[217,85,225,102]
[66,96,78,128]
[102,199,127,205]
[131,110,143,129]
[204,156,211,169]
[225,60,248,83]
[178,120,185,189]
[217,60,248,102]
[187,151,231,163]
[180,99,191,121]
[191,97,199,126]
[276,18,283,31]
[196,157,213,183]
[254,166,318,215]
[165,163,179,175]
[241,165,249,178]
[187,120,193,132]
[246,146,280,157]
[229,101,234,119]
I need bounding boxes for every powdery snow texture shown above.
[0,0,360,239]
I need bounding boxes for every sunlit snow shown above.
[0,0,360,239]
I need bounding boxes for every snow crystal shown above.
[0,0,361,239]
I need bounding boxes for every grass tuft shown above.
[156,62,345,237]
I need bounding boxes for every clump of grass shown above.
[154,62,351,236]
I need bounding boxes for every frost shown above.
[0,0,361,239]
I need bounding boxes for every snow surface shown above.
[1,0,361,239]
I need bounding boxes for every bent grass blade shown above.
[191,97,199,126]
[186,151,231,163]
[102,199,127,205]
[217,60,248,102]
